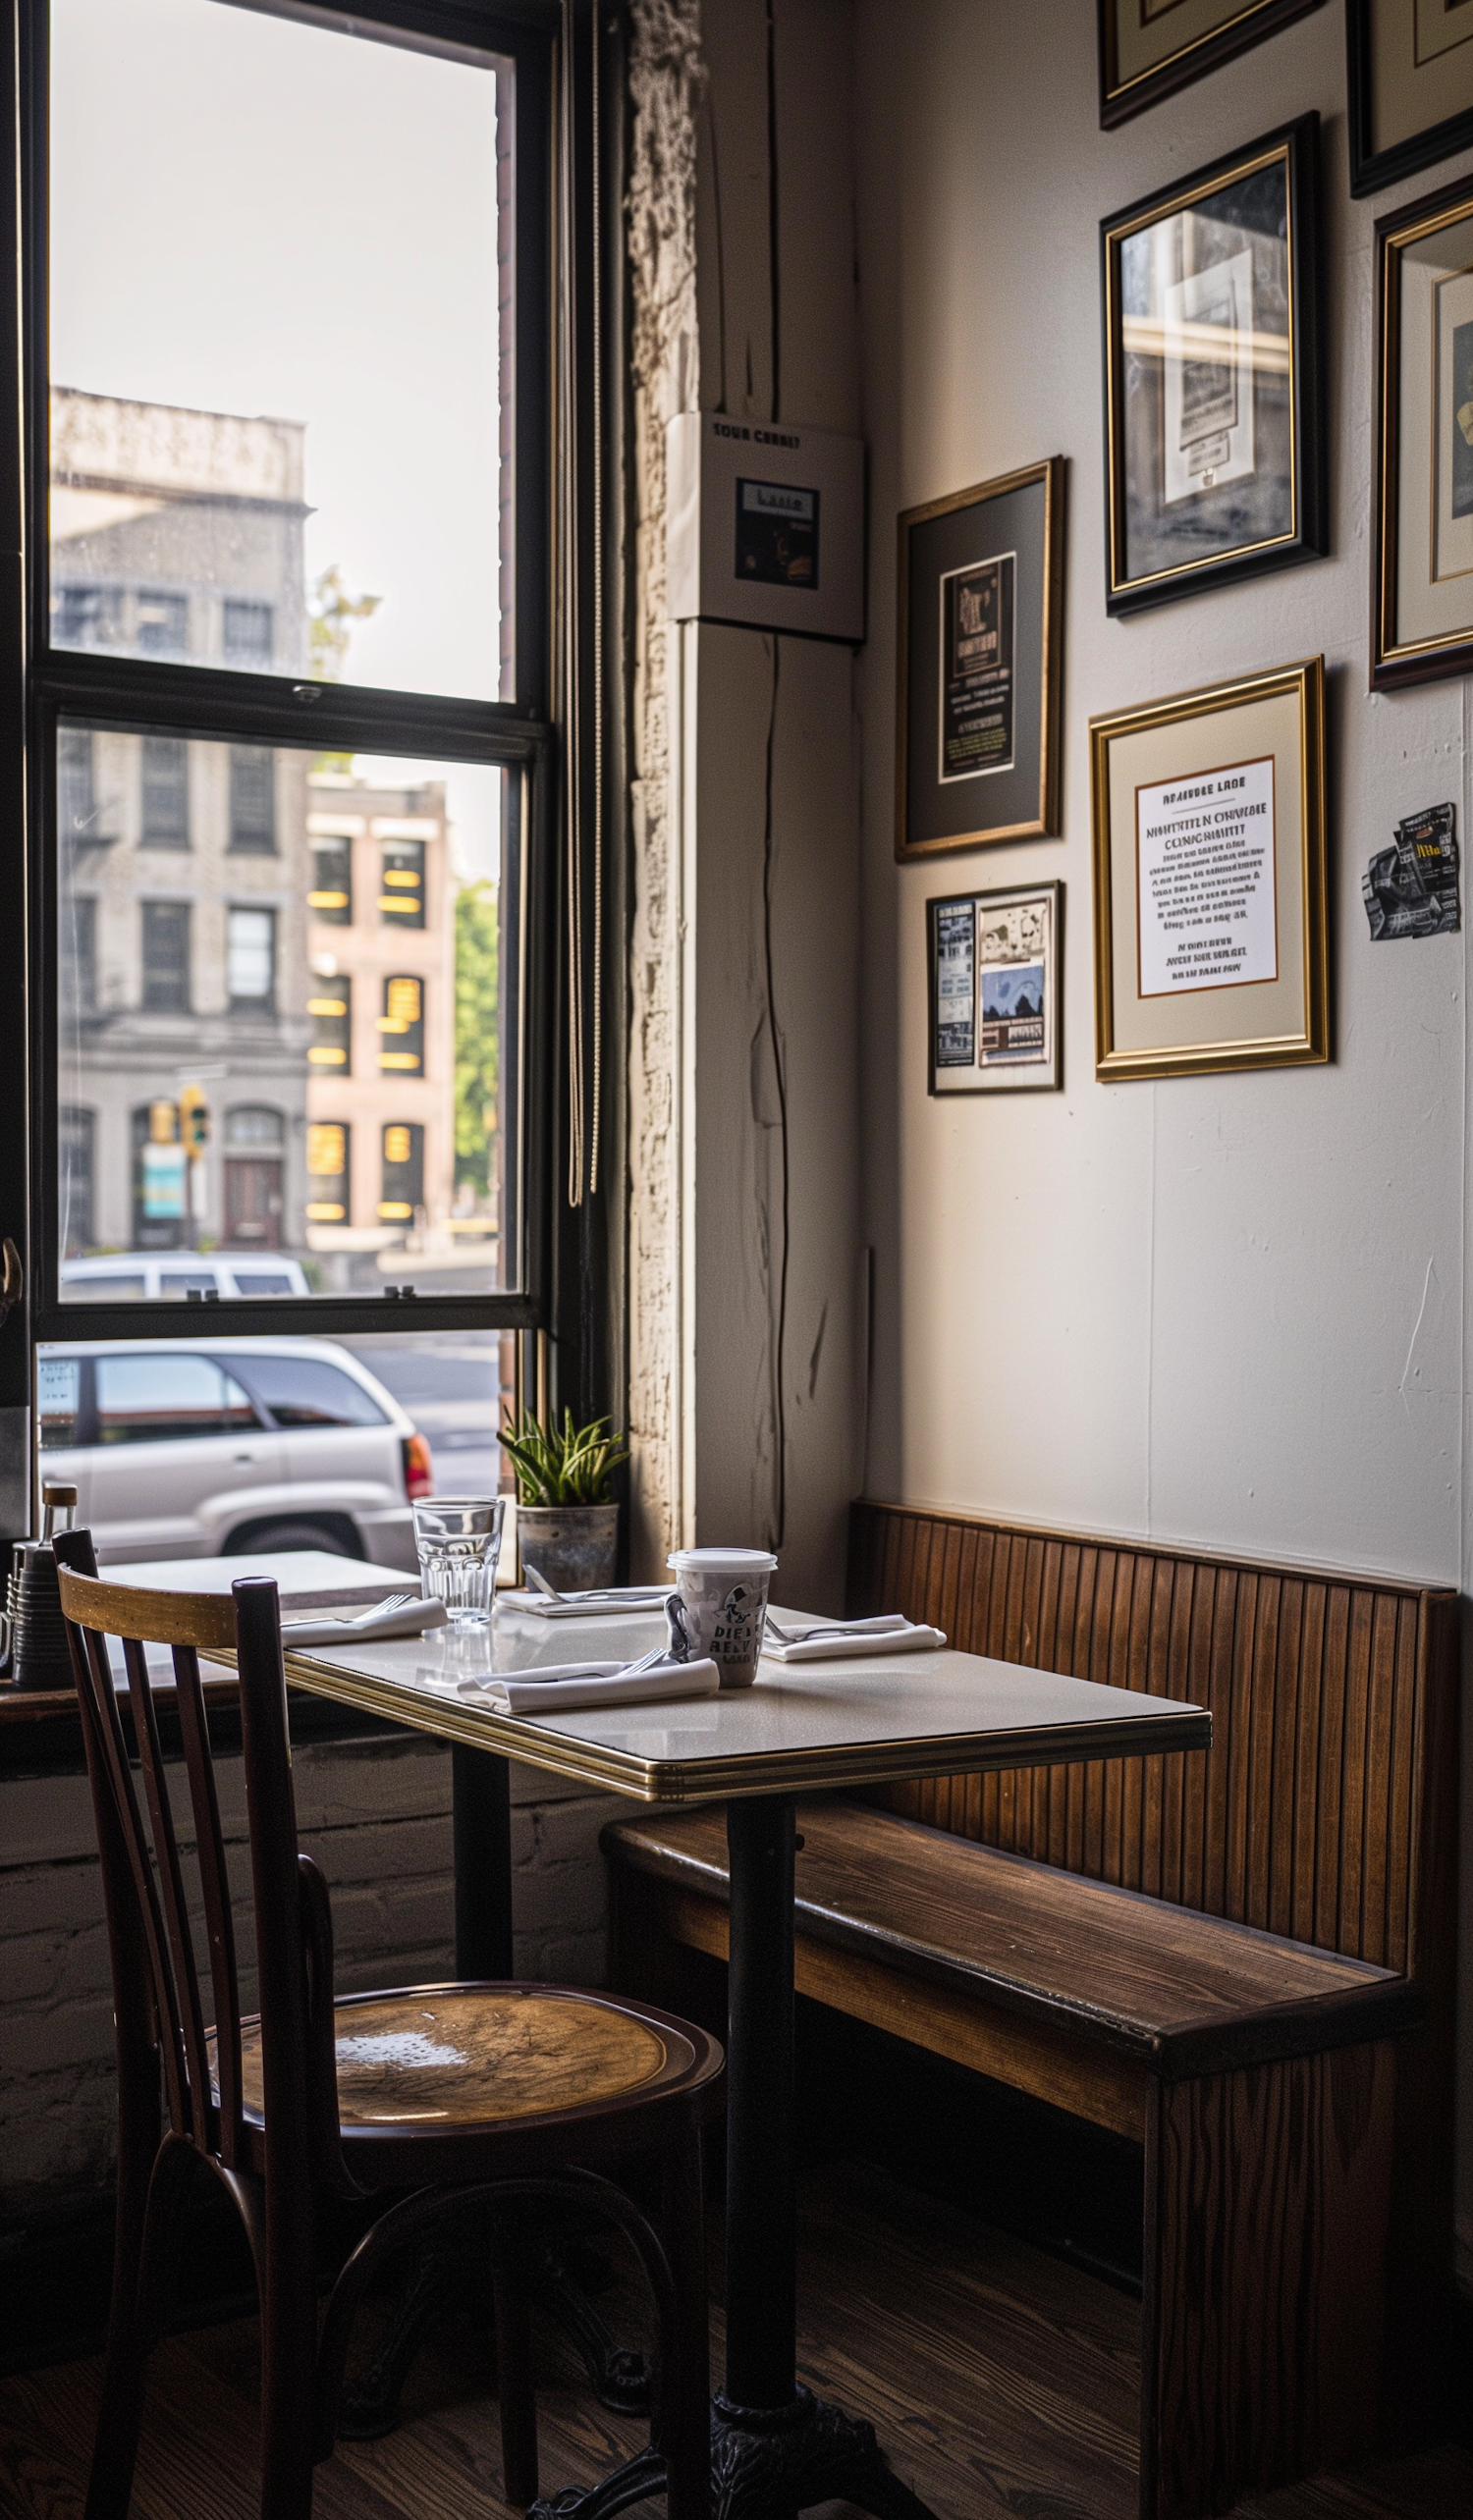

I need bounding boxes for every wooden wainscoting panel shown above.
[848,1502,1456,1977]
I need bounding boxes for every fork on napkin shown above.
[281,1594,448,1647]
[760,1612,946,1663]
[436,1654,719,1713]
[499,1584,673,1619]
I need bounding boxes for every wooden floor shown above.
[0,2163,1465,2520]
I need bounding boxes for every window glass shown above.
[58,728,510,1296]
[234,1353,387,1429]
[140,902,191,1010]
[95,1352,257,1442]
[229,747,277,854]
[229,1270,297,1297]
[227,907,275,1008]
[38,1353,82,1448]
[141,738,190,847]
[380,839,426,928]
[50,0,510,702]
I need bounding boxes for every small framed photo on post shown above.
[928,882,1063,1096]
[1089,658,1327,1083]
[1101,117,1325,617]
[896,458,1064,861]
[1372,172,1473,691]
[1098,0,1324,129]
[1347,1,1473,198]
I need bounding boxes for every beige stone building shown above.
[302,769,456,1290]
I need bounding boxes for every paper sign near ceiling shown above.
[666,410,865,642]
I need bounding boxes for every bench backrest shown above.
[847,1501,1459,1982]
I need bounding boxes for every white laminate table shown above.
[282,1600,1210,2520]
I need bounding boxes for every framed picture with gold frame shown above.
[1101,118,1325,617]
[1099,0,1325,129]
[1348,1,1473,198]
[1372,172,1473,690]
[895,458,1064,862]
[1089,658,1328,1082]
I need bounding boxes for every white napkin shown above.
[761,1619,946,1663]
[443,1654,720,1713]
[282,1597,448,1647]
[500,1585,672,1619]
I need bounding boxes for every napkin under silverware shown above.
[499,1585,673,1619]
[438,1654,720,1713]
[760,1622,946,1664]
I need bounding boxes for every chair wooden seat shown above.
[219,1982,708,2131]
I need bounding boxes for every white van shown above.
[37,1336,431,1568]
[60,1253,311,1303]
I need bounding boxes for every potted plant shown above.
[502,1408,628,1592]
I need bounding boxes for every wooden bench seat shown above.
[603,1502,1459,2520]
[605,1798,1425,2128]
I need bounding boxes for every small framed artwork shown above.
[1372,173,1473,690]
[896,457,1064,861]
[928,882,1063,1095]
[1089,658,1328,1082]
[1099,0,1325,129]
[1347,1,1473,198]
[1101,117,1325,617]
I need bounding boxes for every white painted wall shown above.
[850,0,1472,2293]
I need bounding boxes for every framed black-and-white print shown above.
[1348,1,1473,199]
[896,459,1064,861]
[1099,0,1325,129]
[928,883,1063,1095]
[1089,659,1328,1081]
[1101,117,1325,616]
[1373,172,1473,688]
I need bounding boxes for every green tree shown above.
[455,882,500,1200]
[307,564,381,681]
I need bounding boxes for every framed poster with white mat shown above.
[1348,0,1473,196]
[1373,171,1473,688]
[895,458,1064,861]
[1089,659,1328,1082]
[928,883,1063,1096]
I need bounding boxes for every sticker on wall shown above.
[1362,804,1460,939]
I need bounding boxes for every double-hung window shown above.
[18,0,553,1389]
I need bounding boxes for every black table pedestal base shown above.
[527,2386,940,2520]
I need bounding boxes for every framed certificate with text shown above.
[928,882,1063,1095]
[895,459,1064,862]
[1099,0,1325,128]
[1089,659,1327,1082]
[1101,120,1325,616]
[1373,173,1473,690]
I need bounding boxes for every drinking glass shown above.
[412,1497,504,1630]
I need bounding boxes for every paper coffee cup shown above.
[667,1547,779,1688]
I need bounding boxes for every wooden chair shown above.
[56,1534,723,2520]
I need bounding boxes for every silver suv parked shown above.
[37,1337,434,1567]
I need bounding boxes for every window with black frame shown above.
[37,0,547,1345]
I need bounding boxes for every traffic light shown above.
[148,1099,177,1145]
[178,1084,210,1154]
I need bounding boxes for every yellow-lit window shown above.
[378,973,424,1073]
[305,1121,349,1222]
[309,975,352,1070]
[379,839,425,925]
[378,1119,423,1220]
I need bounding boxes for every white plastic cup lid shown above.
[667,1547,779,1575]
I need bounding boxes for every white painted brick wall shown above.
[0,1732,622,2226]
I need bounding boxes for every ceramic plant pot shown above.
[517,1502,620,1593]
